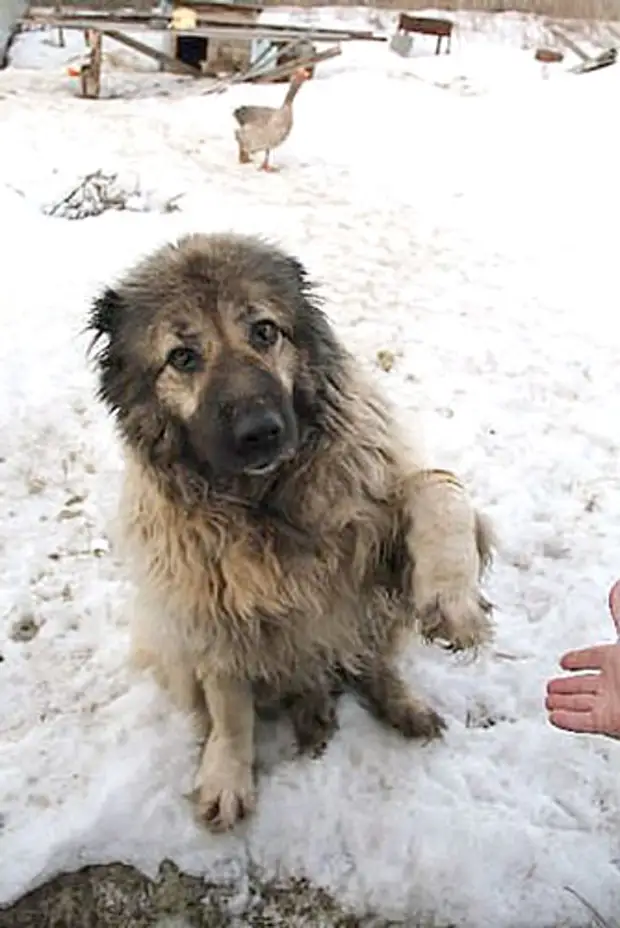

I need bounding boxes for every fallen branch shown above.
[564,886,618,928]
[43,170,184,220]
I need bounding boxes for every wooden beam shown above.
[29,21,385,45]
[605,23,620,42]
[251,44,341,83]
[203,37,299,95]
[103,28,201,76]
[574,47,617,73]
[546,24,590,62]
[22,11,386,43]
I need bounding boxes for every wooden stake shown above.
[55,0,65,47]
[80,29,102,99]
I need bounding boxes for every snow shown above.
[2,9,620,926]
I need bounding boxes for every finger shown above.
[545,692,596,713]
[546,674,601,696]
[548,709,599,734]
[560,645,614,672]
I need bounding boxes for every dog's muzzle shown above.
[230,405,291,475]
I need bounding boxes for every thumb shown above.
[560,644,615,672]
[609,579,620,633]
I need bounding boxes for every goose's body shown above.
[233,68,309,172]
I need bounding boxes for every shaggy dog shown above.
[88,233,494,832]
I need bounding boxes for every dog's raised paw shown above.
[419,591,494,653]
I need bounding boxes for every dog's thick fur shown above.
[89,232,494,832]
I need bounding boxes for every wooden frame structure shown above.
[23,5,386,98]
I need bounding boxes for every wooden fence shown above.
[270,0,620,17]
[46,0,620,19]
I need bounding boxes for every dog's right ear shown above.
[87,287,124,353]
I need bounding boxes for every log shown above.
[103,28,201,76]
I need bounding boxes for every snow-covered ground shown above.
[2,9,620,926]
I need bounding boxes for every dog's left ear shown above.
[286,256,343,370]
[284,254,313,298]
[87,287,124,351]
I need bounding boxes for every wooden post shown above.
[80,29,102,99]
[55,1,65,47]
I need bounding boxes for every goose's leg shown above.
[235,127,251,164]
[259,149,280,173]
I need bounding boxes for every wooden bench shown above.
[396,13,453,56]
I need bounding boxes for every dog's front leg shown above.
[194,672,256,832]
[405,468,495,652]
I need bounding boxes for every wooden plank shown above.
[29,21,386,45]
[23,11,386,42]
[103,28,202,76]
[251,44,341,83]
[574,46,617,73]
[546,24,590,62]
[605,23,620,42]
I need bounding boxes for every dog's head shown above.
[88,233,344,492]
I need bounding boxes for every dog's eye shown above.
[250,319,280,350]
[167,346,202,373]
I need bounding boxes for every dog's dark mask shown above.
[185,360,299,479]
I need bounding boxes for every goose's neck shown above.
[283,80,302,107]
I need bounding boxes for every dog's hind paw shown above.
[387,699,447,742]
[289,692,340,759]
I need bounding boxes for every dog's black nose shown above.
[233,408,285,458]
